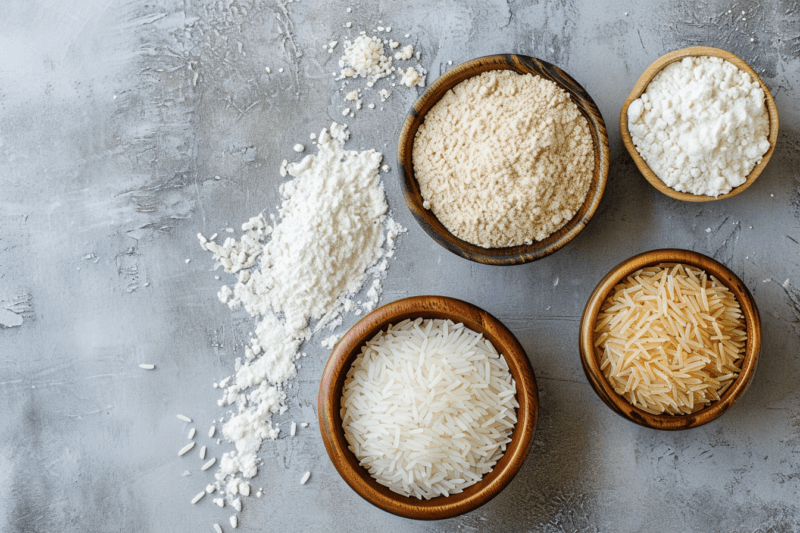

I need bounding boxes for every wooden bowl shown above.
[397,54,610,266]
[318,296,539,519]
[620,46,780,202]
[579,249,761,430]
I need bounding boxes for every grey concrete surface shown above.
[2,0,800,531]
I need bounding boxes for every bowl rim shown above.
[317,295,539,519]
[579,248,762,430]
[619,46,780,202]
[396,53,610,266]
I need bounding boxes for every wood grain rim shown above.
[397,54,610,265]
[318,296,539,519]
[620,46,780,202]
[579,249,761,430]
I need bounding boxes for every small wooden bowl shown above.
[620,46,780,202]
[579,249,761,430]
[318,296,539,519]
[397,55,610,266]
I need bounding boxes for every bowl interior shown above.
[579,249,762,430]
[620,46,780,202]
[318,296,539,519]
[397,54,610,266]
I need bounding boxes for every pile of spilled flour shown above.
[331,17,427,119]
[197,122,404,510]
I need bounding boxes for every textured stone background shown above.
[2,1,800,532]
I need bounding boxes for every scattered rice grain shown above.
[179,442,196,456]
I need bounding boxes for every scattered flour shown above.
[338,34,394,81]
[336,26,426,109]
[399,66,425,88]
[627,56,771,196]
[394,44,414,61]
[345,89,363,110]
[321,334,341,349]
[199,122,405,502]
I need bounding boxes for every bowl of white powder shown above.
[621,46,779,201]
[318,295,539,519]
[397,54,610,266]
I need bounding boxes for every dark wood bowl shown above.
[579,249,762,430]
[397,54,610,266]
[318,296,539,519]
[620,46,779,201]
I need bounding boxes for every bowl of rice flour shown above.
[621,46,779,201]
[318,296,539,519]
[398,54,610,266]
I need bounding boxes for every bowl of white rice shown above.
[580,249,761,430]
[318,296,539,519]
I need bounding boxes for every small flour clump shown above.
[199,122,404,498]
[400,66,425,88]
[413,70,594,248]
[345,89,363,110]
[336,27,427,106]
[394,44,414,61]
[338,34,393,81]
[627,56,771,197]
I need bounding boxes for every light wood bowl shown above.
[318,296,539,519]
[397,54,610,266]
[620,46,779,201]
[579,249,761,430]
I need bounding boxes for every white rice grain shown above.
[178,442,195,456]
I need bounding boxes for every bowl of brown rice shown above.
[318,295,539,519]
[579,249,761,430]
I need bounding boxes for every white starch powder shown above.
[627,56,771,197]
[200,122,404,495]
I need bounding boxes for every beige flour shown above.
[412,70,594,248]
